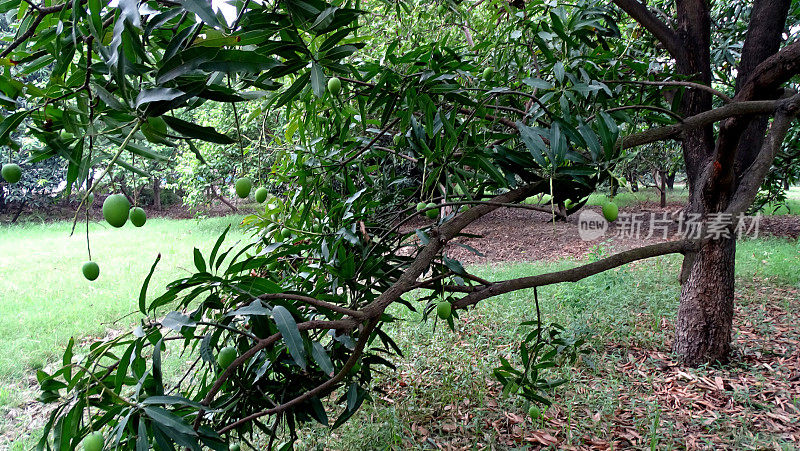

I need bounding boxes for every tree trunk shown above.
[674,237,735,364]
[610,177,619,197]
[11,199,26,223]
[629,172,639,192]
[0,182,5,213]
[153,178,162,211]
[666,171,676,190]
[784,178,791,190]
[659,171,667,207]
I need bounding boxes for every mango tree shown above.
[0,0,798,448]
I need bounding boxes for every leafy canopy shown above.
[0,0,753,448]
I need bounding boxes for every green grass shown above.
[0,216,247,390]
[757,186,800,215]
[296,238,800,449]
[1,212,797,449]
[0,215,252,448]
[529,185,800,215]
[526,186,690,209]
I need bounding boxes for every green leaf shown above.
[311,341,334,376]
[442,256,466,276]
[137,417,148,451]
[0,111,28,146]
[208,226,230,269]
[185,139,207,164]
[141,395,204,409]
[139,254,161,314]
[143,406,198,438]
[272,305,307,370]
[193,248,206,272]
[163,115,234,144]
[310,62,325,98]
[135,88,185,108]
[180,0,221,28]
[274,71,310,108]
[161,311,196,332]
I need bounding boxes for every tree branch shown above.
[451,240,697,309]
[0,12,46,58]
[734,41,800,102]
[603,80,732,103]
[611,0,683,60]
[217,317,379,433]
[726,93,800,214]
[259,293,365,319]
[588,105,684,122]
[620,99,783,150]
[194,318,359,430]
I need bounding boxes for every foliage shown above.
[0,132,66,212]
[0,0,797,448]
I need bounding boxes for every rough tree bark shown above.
[666,171,676,190]
[613,0,795,364]
[152,177,162,211]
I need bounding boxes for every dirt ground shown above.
[403,202,800,264]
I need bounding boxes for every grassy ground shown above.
[2,213,798,449]
[0,215,248,444]
[296,238,800,449]
[528,185,800,214]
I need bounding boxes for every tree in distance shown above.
[129,207,146,227]
[602,201,619,222]
[102,194,130,228]
[255,187,268,203]
[437,300,452,319]
[82,431,103,451]
[425,202,439,219]
[1,163,21,184]
[82,262,99,281]
[217,346,237,369]
[327,77,342,95]
[234,177,252,198]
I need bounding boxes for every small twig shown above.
[70,121,141,236]
[603,79,732,103]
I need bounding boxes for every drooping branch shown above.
[217,317,380,433]
[603,80,732,103]
[0,13,46,58]
[194,318,360,430]
[363,183,544,317]
[588,105,684,122]
[0,2,71,58]
[619,99,783,150]
[734,41,800,102]
[451,240,698,309]
[259,293,365,319]
[726,93,800,215]
[610,0,683,61]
